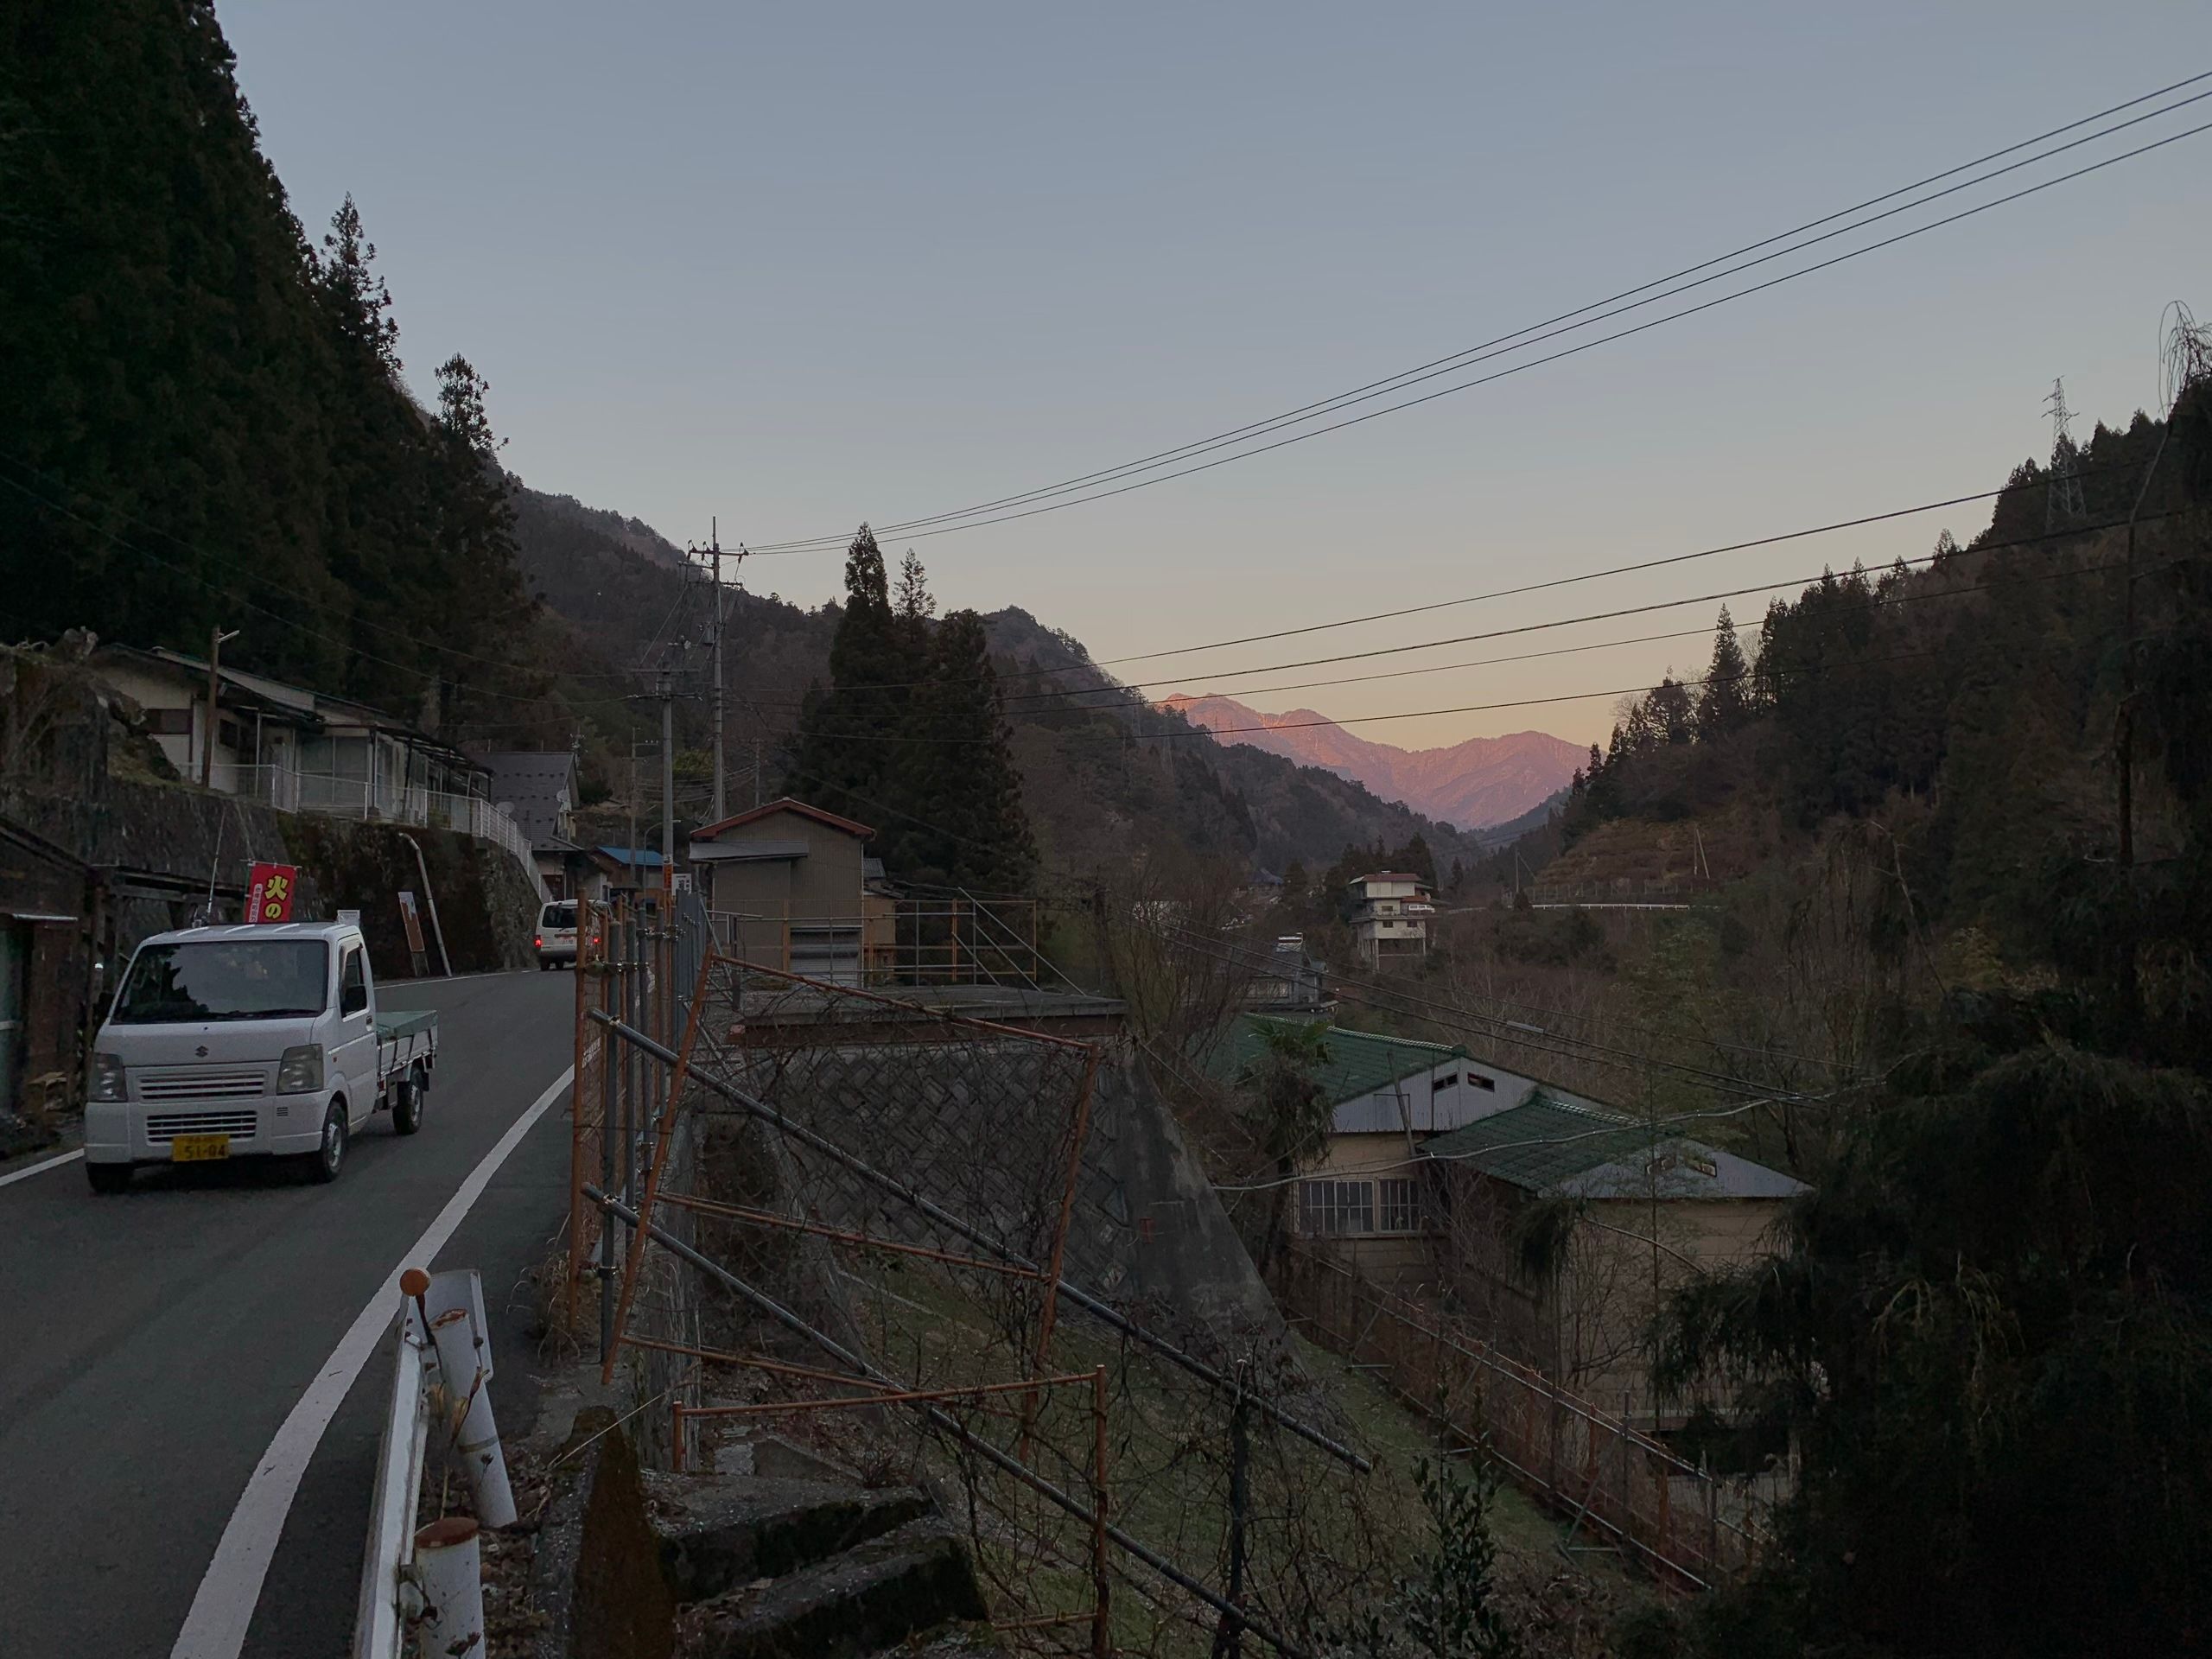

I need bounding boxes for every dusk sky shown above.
[221,2,2212,747]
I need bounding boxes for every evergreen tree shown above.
[894,550,935,621]
[1649,675,1695,745]
[899,609,1037,891]
[316,194,400,372]
[0,4,553,738]
[1694,606,1751,737]
[789,527,905,826]
[1389,831,1438,886]
[425,354,537,727]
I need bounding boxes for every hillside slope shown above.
[988,611,1494,875]
[1160,692,1580,829]
[505,503,1497,876]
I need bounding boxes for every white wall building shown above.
[1346,870,1434,965]
[89,645,541,890]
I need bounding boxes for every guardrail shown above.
[353,1266,512,1659]
[230,765,550,901]
[705,893,1053,989]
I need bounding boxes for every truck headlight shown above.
[92,1052,126,1103]
[277,1044,325,1094]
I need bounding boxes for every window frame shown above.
[1377,1177,1424,1234]
[1299,1178,1376,1236]
[339,946,369,1016]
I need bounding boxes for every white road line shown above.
[169,1065,574,1659]
[0,1148,84,1189]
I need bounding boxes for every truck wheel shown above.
[393,1068,426,1135]
[308,1101,348,1184]
[86,1162,132,1195]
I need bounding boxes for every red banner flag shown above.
[246,861,298,925]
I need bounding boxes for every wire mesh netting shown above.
[571,911,1420,1655]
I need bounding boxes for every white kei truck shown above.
[85,919,437,1192]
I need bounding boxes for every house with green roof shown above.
[1199,1014,1614,1280]
[1419,1093,1806,1419]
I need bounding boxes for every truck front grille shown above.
[147,1110,258,1141]
[138,1071,264,1102]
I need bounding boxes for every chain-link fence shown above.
[568,924,1399,1656]
[1276,1243,1770,1589]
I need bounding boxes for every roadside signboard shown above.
[397,891,429,976]
[246,861,298,925]
[397,892,427,955]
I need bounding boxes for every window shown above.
[1432,1071,1458,1091]
[218,717,245,751]
[111,940,329,1024]
[1469,1072,1497,1091]
[1378,1178,1423,1233]
[146,708,194,736]
[340,948,368,1016]
[1299,1179,1375,1236]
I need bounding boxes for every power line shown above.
[744,75,2212,551]
[1188,929,1866,1077]
[1154,918,1808,1101]
[742,96,2212,554]
[768,461,2145,704]
[990,514,2152,710]
[703,508,2158,727]
[744,525,2171,746]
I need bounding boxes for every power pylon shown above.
[2044,377,2087,528]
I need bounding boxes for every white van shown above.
[536,899,579,969]
[86,921,437,1192]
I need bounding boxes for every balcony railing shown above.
[706,895,1054,990]
[229,764,543,895]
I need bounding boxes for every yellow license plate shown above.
[170,1134,231,1162]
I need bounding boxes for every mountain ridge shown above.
[1159,691,1583,830]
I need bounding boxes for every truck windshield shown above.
[111,940,331,1024]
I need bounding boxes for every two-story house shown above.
[1345,870,1434,964]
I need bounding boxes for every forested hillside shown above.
[0,1,569,738]
[1499,372,2212,1659]
[982,607,1497,878]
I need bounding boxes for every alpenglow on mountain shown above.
[1160,693,1583,830]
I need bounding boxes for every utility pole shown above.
[628,744,641,883]
[691,521,744,823]
[694,522,721,827]
[658,667,676,896]
[711,524,725,823]
[202,626,240,788]
[2117,308,2209,867]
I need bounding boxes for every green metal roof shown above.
[1420,1094,1808,1200]
[1419,1095,1658,1191]
[1199,1014,1465,1105]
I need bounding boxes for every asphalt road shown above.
[0,969,576,1659]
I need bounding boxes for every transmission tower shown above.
[2044,377,2087,528]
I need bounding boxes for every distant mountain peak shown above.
[1159,692,1581,830]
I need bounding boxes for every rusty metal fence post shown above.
[1091,1364,1111,1659]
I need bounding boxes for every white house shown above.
[87,644,539,889]
[1346,870,1435,965]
